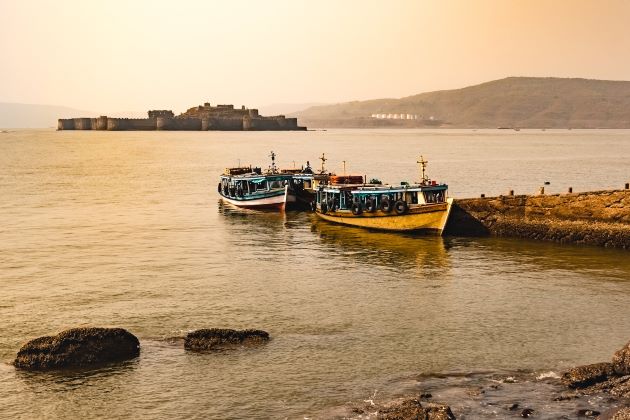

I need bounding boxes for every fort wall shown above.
[57,102,307,131]
[58,119,75,130]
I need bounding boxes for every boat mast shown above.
[417,155,429,185]
[319,153,327,174]
[269,151,277,174]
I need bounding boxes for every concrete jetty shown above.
[446,187,630,249]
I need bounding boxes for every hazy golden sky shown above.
[1,0,629,112]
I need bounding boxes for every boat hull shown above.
[219,186,293,210]
[315,199,453,233]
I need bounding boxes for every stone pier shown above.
[445,188,630,249]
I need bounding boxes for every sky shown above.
[1,0,630,113]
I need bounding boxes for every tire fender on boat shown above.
[351,201,363,215]
[365,196,377,212]
[394,200,408,215]
[380,196,393,212]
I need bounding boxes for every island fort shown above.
[58,102,306,131]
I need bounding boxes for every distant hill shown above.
[294,77,630,128]
[258,102,327,116]
[0,102,94,128]
[0,103,148,128]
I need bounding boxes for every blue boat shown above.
[218,152,296,210]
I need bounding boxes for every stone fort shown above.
[58,102,306,131]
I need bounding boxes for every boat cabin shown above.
[219,172,293,199]
[316,182,447,213]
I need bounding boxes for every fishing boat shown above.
[314,156,453,234]
[218,152,295,210]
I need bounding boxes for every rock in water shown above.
[184,328,269,351]
[377,397,456,420]
[597,406,630,420]
[14,327,140,370]
[520,408,535,418]
[613,341,630,375]
[562,362,616,388]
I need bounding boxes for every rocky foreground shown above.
[344,340,630,419]
[11,327,630,418]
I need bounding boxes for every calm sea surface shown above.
[1,129,630,419]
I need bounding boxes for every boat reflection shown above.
[310,216,451,273]
[217,199,288,226]
[217,200,313,253]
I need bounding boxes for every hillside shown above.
[0,103,94,128]
[294,77,630,128]
[0,103,148,128]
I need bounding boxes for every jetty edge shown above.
[445,187,630,249]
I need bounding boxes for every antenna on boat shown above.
[238,158,241,167]
[417,155,429,184]
[269,151,277,173]
[319,153,327,174]
[342,160,346,175]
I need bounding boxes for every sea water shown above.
[1,128,629,418]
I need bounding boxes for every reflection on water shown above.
[14,360,139,390]
[446,235,630,280]
[311,217,450,273]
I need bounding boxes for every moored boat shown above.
[314,156,453,234]
[288,154,364,209]
[218,152,295,210]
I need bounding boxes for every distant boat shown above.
[218,152,295,211]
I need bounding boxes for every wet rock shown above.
[609,377,630,398]
[563,363,616,388]
[613,341,630,375]
[184,328,269,351]
[577,409,600,417]
[597,406,630,420]
[554,393,579,401]
[14,327,140,370]
[377,397,456,420]
[521,408,535,417]
[466,386,485,396]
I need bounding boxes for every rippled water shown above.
[1,129,630,419]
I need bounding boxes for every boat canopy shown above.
[320,184,447,195]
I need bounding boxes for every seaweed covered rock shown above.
[597,406,630,420]
[14,327,140,370]
[613,341,630,375]
[184,328,269,351]
[376,397,456,420]
[562,362,616,388]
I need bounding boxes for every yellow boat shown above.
[314,156,453,234]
